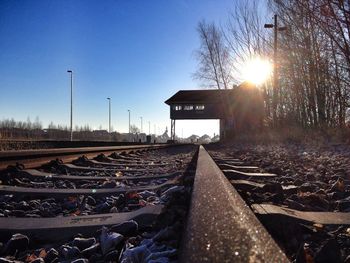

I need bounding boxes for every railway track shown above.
[0,144,196,262]
[4,142,334,262]
[0,145,168,170]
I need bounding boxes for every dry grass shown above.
[227,126,350,146]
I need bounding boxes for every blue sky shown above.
[0,0,234,137]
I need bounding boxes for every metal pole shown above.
[67,70,73,141]
[140,117,143,133]
[70,72,73,141]
[148,121,150,135]
[265,15,286,128]
[107,98,111,133]
[273,14,278,127]
[128,110,130,134]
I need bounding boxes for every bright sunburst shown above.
[242,58,272,85]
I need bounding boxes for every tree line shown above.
[0,118,170,142]
[0,118,114,140]
[195,0,350,128]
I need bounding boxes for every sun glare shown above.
[242,58,272,85]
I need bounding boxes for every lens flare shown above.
[242,58,272,85]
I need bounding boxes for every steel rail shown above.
[0,144,173,170]
[180,146,289,262]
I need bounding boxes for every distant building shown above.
[165,82,264,140]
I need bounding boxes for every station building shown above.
[165,82,264,141]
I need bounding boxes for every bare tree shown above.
[224,0,273,120]
[130,124,140,134]
[270,0,350,127]
[193,0,350,128]
[33,116,42,129]
[194,20,232,89]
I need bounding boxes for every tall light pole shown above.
[140,117,143,133]
[264,15,286,127]
[67,70,73,141]
[148,121,151,135]
[127,110,130,134]
[107,98,111,133]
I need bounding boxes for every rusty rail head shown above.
[180,146,289,263]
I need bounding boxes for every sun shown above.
[242,58,272,85]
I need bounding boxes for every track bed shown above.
[207,142,350,263]
[1,142,315,262]
[0,145,196,263]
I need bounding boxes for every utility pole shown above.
[264,15,286,127]
[67,70,73,141]
[107,98,111,133]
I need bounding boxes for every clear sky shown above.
[0,0,234,137]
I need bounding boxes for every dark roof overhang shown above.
[164,89,235,105]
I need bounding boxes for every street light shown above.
[140,117,143,133]
[67,70,73,141]
[107,98,111,133]
[127,110,131,134]
[264,15,287,126]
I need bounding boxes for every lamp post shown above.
[140,117,143,133]
[264,15,287,127]
[107,98,111,133]
[67,70,73,141]
[127,110,130,134]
